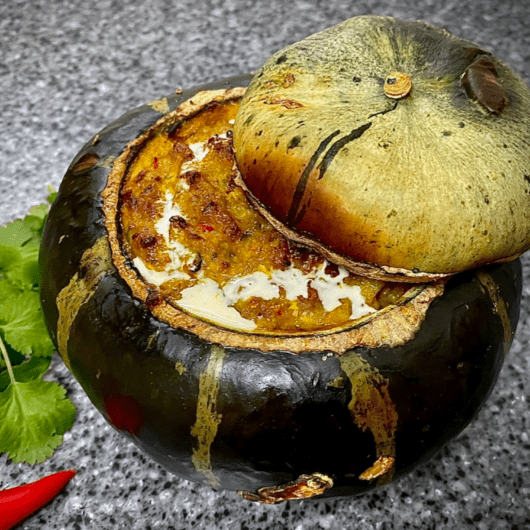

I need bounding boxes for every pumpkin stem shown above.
[384,72,412,99]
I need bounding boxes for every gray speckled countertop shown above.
[1,0,530,528]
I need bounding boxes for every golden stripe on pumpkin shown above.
[190,344,226,488]
[338,352,398,483]
[147,97,170,114]
[55,237,113,370]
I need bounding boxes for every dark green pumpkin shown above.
[39,77,523,501]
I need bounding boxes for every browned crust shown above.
[102,88,445,354]
[56,236,113,370]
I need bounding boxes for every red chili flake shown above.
[199,223,214,232]
[153,157,159,169]
[277,310,283,315]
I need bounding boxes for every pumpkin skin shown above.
[39,72,522,502]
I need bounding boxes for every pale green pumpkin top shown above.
[233,15,530,280]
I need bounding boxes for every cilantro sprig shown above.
[0,188,76,464]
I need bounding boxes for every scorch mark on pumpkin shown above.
[258,96,303,109]
[338,353,397,483]
[475,270,512,355]
[286,130,340,226]
[190,345,226,488]
[283,73,296,88]
[55,237,113,370]
[317,122,372,180]
[287,123,372,227]
[71,152,117,173]
[238,472,333,504]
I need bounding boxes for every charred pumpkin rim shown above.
[102,87,446,354]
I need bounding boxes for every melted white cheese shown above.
[179,278,257,331]
[134,242,374,329]
[181,140,209,172]
[132,257,186,285]
[223,271,280,304]
[270,267,310,299]
[179,179,190,191]
[168,262,374,331]
[189,140,210,161]
[134,192,191,285]
[311,264,375,318]
[155,191,183,242]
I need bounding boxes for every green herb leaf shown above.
[0,239,41,289]
[0,188,75,465]
[0,218,36,249]
[0,289,55,357]
[0,277,22,299]
[0,191,53,251]
[46,186,58,205]
[24,206,49,236]
[0,356,51,393]
[0,337,25,372]
[0,280,28,371]
[0,379,76,464]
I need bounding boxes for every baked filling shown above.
[118,99,411,334]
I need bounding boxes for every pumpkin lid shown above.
[233,15,530,281]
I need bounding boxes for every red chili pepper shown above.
[153,157,159,169]
[0,470,76,530]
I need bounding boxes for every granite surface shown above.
[1,0,530,528]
